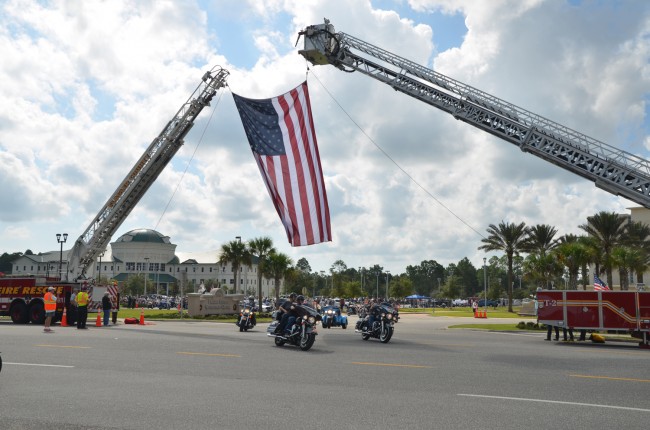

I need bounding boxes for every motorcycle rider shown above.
[363,299,379,333]
[274,293,297,334]
[286,295,306,329]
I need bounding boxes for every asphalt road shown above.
[1,314,649,430]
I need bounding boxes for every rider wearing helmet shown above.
[274,293,297,334]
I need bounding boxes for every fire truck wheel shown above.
[29,302,45,325]
[10,302,29,324]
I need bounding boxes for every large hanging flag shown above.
[593,275,610,291]
[233,82,331,246]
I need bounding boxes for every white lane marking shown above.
[4,362,74,368]
[458,394,650,413]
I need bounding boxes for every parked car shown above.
[478,299,498,307]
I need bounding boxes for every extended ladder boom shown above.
[67,66,230,281]
[298,20,650,208]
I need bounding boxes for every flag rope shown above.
[308,70,486,240]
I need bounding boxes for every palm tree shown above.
[264,252,293,302]
[527,224,559,256]
[579,211,627,288]
[622,221,650,284]
[218,240,251,294]
[555,241,590,290]
[248,236,275,310]
[478,221,529,312]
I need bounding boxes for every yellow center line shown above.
[351,361,432,369]
[570,374,650,383]
[177,351,240,358]
[35,344,91,349]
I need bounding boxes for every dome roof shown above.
[115,229,171,244]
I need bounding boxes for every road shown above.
[1,314,649,429]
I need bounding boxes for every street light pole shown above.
[376,272,379,299]
[97,250,105,284]
[235,236,242,294]
[144,257,149,297]
[385,271,390,299]
[483,257,487,312]
[56,233,68,281]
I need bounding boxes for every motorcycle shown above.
[236,306,256,332]
[267,304,322,351]
[355,303,396,343]
[321,305,348,329]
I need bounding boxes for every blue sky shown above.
[1,0,649,276]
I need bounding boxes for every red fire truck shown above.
[0,277,74,324]
[0,276,118,325]
[536,290,650,348]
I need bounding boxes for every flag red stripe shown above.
[302,83,329,243]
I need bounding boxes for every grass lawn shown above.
[448,323,542,331]
[400,307,536,319]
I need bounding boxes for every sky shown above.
[1,0,650,276]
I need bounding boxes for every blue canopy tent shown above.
[405,294,428,299]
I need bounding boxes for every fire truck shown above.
[537,290,650,348]
[0,65,229,324]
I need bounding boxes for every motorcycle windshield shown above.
[379,304,395,314]
[295,304,321,320]
[322,306,340,314]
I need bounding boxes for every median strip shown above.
[570,374,650,383]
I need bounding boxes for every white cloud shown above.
[0,0,648,276]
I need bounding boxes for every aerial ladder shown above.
[66,66,230,281]
[297,20,650,208]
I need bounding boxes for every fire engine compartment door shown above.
[536,291,565,328]
[600,291,638,331]
[639,292,650,330]
[565,291,600,330]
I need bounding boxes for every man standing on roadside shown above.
[43,287,57,333]
[75,286,89,329]
[102,292,112,326]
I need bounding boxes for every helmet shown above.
[249,296,254,300]
[289,293,297,299]
[47,287,55,291]
[296,295,305,302]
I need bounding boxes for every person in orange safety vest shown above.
[43,287,57,333]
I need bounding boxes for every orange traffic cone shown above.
[96,310,102,327]
[61,307,68,327]
[139,308,145,325]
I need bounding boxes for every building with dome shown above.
[10,228,280,297]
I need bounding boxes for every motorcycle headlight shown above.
[381,313,386,318]
[307,316,316,324]
[386,313,393,320]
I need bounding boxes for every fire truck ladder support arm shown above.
[297,20,650,209]
[66,66,230,281]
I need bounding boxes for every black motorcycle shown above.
[236,306,256,332]
[267,305,322,351]
[355,303,396,343]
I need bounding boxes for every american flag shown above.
[233,82,331,246]
[594,275,610,291]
